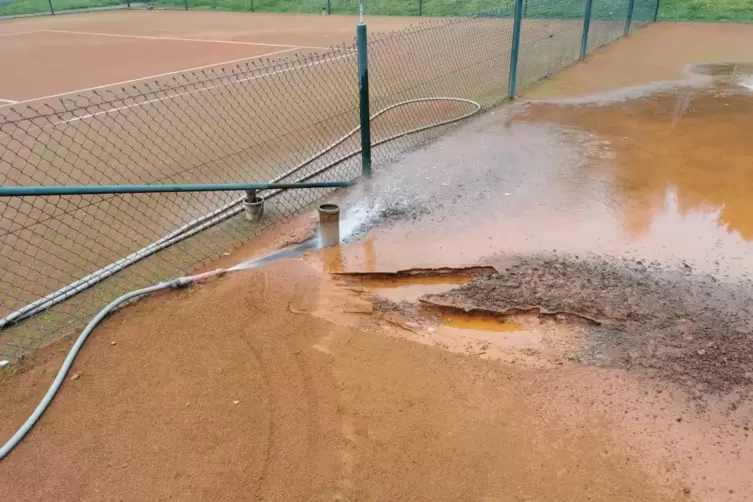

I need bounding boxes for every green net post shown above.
[624,0,636,35]
[47,0,55,14]
[357,22,372,177]
[653,0,661,21]
[580,0,593,59]
[508,0,524,98]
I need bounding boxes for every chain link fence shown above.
[3,0,657,19]
[1,4,657,360]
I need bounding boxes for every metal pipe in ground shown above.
[243,190,264,222]
[318,204,341,247]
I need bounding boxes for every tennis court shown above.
[1,9,518,358]
[0,4,649,358]
[0,10,421,102]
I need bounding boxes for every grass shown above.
[0,0,124,16]
[658,0,753,22]
[0,0,749,33]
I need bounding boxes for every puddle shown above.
[323,79,753,279]
[238,71,753,283]
[519,84,753,245]
[439,312,522,333]
[430,310,543,352]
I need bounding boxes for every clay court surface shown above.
[0,10,421,101]
[4,18,753,502]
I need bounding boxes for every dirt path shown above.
[0,260,683,501]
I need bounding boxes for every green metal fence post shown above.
[624,0,636,35]
[47,0,55,15]
[184,0,188,10]
[419,0,422,16]
[508,0,524,98]
[357,22,372,177]
[579,0,593,60]
[126,0,131,8]
[249,0,254,11]
[327,0,331,14]
[653,0,661,21]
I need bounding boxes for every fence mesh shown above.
[1,4,657,360]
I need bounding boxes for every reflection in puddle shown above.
[433,311,541,350]
[520,85,753,241]
[440,313,521,333]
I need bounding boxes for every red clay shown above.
[0,260,684,501]
[0,10,422,100]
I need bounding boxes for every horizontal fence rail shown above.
[1,7,657,360]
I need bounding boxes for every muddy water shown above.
[439,313,521,333]
[306,77,753,279]
[520,83,753,241]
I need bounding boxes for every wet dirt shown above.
[0,260,685,502]
[421,254,753,394]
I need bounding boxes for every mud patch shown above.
[347,285,584,367]
[421,255,753,394]
[333,266,497,279]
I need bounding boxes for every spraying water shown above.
[229,201,376,271]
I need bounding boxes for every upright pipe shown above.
[580,0,594,60]
[356,22,372,177]
[508,0,524,98]
[47,0,55,14]
[326,0,331,14]
[184,0,188,10]
[653,0,661,21]
[624,0,636,35]
[418,0,422,16]
[318,204,341,247]
[126,0,131,8]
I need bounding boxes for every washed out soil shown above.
[421,254,753,394]
[0,260,684,501]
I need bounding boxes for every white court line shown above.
[0,99,18,104]
[37,29,329,50]
[55,52,353,126]
[4,47,300,108]
[0,31,37,37]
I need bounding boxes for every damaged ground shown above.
[419,255,753,394]
[4,21,753,502]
